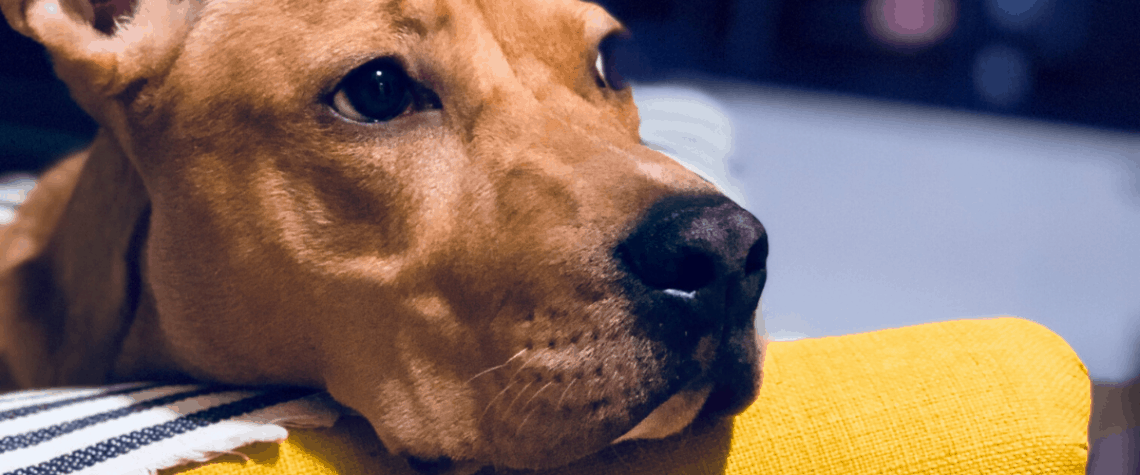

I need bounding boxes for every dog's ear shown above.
[0,0,188,389]
[0,132,151,388]
[0,0,198,122]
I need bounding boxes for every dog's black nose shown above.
[617,194,767,340]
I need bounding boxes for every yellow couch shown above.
[167,317,1090,474]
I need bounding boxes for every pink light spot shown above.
[892,1,929,32]
[864,0,958,50]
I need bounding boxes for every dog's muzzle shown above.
[615,194,767,433]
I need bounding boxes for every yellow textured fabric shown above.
[168,317,1090,475]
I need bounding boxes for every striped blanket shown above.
[0,383,342,475]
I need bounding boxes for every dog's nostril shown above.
[744,234,768,275]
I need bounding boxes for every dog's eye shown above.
[594,32,630,91]
[332,58,415,122]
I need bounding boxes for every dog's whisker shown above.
[465,348,528,384]
[555,378,577,409]
[502,353,535,384]
[518,381,554,414]
[514,403,543,437]
[503,380,535,415]
[477,352,536,419]
[477,380,517,426]
[476,351,539,425]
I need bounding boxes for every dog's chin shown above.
[611,384,713,444]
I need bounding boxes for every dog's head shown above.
[2,0,766,470]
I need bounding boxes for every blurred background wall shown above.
[1,0,1138,456]
[598,0,1138,131]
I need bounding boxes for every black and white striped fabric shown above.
[0,174,35,226]
[0,383,342,475]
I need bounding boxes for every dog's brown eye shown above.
[595,32,630,91]
[332,58,414,122]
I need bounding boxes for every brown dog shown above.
[0,0,768,471]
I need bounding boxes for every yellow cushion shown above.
[167,317,1090,474]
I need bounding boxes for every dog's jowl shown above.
[0,0,767,471]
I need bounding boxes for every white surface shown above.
[0,175,35,226]
[636,81,1140,382]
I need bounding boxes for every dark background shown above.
[595,0,1139,129]
[2,0,1138,176]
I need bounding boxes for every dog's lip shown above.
[611,325,761,444]
[610,381,713,443]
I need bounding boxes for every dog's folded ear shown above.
[0,0,199,122]
[0,0,172,391]
[0,132,152,389]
